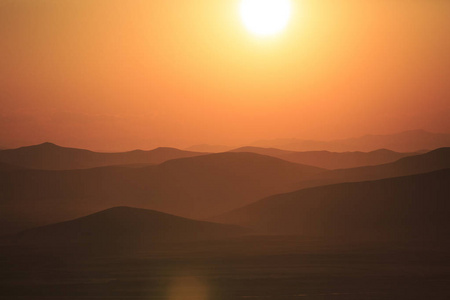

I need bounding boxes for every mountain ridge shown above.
[229,146,419,169]
[251,130,450,152]
[11,206,248,250]
[0,142,207,170]
[291,147,450,191]
[0,152,324,235]
[213,168,450,242]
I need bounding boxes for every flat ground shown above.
[0,236,449,299]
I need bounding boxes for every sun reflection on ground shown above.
[168,276,209,300]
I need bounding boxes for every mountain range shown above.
[0,152,324,235]
[214,169,450,242]
[0,142,206,170]
[292,147,450,190]
[229,147,418,169]
[251,130,450,152]
[11,206,246,251]
[1,141,449,242]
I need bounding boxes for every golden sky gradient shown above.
[1,0,449,150]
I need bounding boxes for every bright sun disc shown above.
[240,0,292,37]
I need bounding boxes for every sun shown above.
[240,0,292,37]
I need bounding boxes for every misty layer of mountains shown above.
[187,130,450,153]
[1,130,449,250]
[0,142,207,170]
[214,169,450,241]
[13,207,246,249]
[250,129,450,152]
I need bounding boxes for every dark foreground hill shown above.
[10,207,246,250]
[0,142,206,170]
[214,169,450,242]
[230,146,417,169]
[0,152,324,234]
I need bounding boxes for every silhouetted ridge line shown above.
[0,142,207,170]
[230,146,420,169]
[0,151,324,235]
[214,169,450,243]
[251,130,450,152]
[291,147,450,191]
[12,206,247,249]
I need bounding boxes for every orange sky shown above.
[1,0,449,151]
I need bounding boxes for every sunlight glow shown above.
[168,276,208,300]
[240,0,292,36]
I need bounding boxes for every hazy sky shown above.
[1,0,449,150]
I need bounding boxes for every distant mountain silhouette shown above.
[251,130,450,152]
[0,142,206,170]
[11,207,247,250]
[230,146,293,157]
[214,169,450,242]
[291,147,450,191]
[185,144,233,152]
[0,152,324,235]
[230,146,418,169]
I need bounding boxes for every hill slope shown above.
[251,130,450,152]
[230,147,417,169]
[293,147,450,190]
[12,207,247,249]
[0,142,206,170]
[214,169,450,242]
[0,152,324,234]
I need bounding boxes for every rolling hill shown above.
[230,146,417,169]
[0,142,206,170]
[11,206,247,250]
[0,152,324,235]
[293,147,450,190]
[251,130,450,152]
[214,169,450,242]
